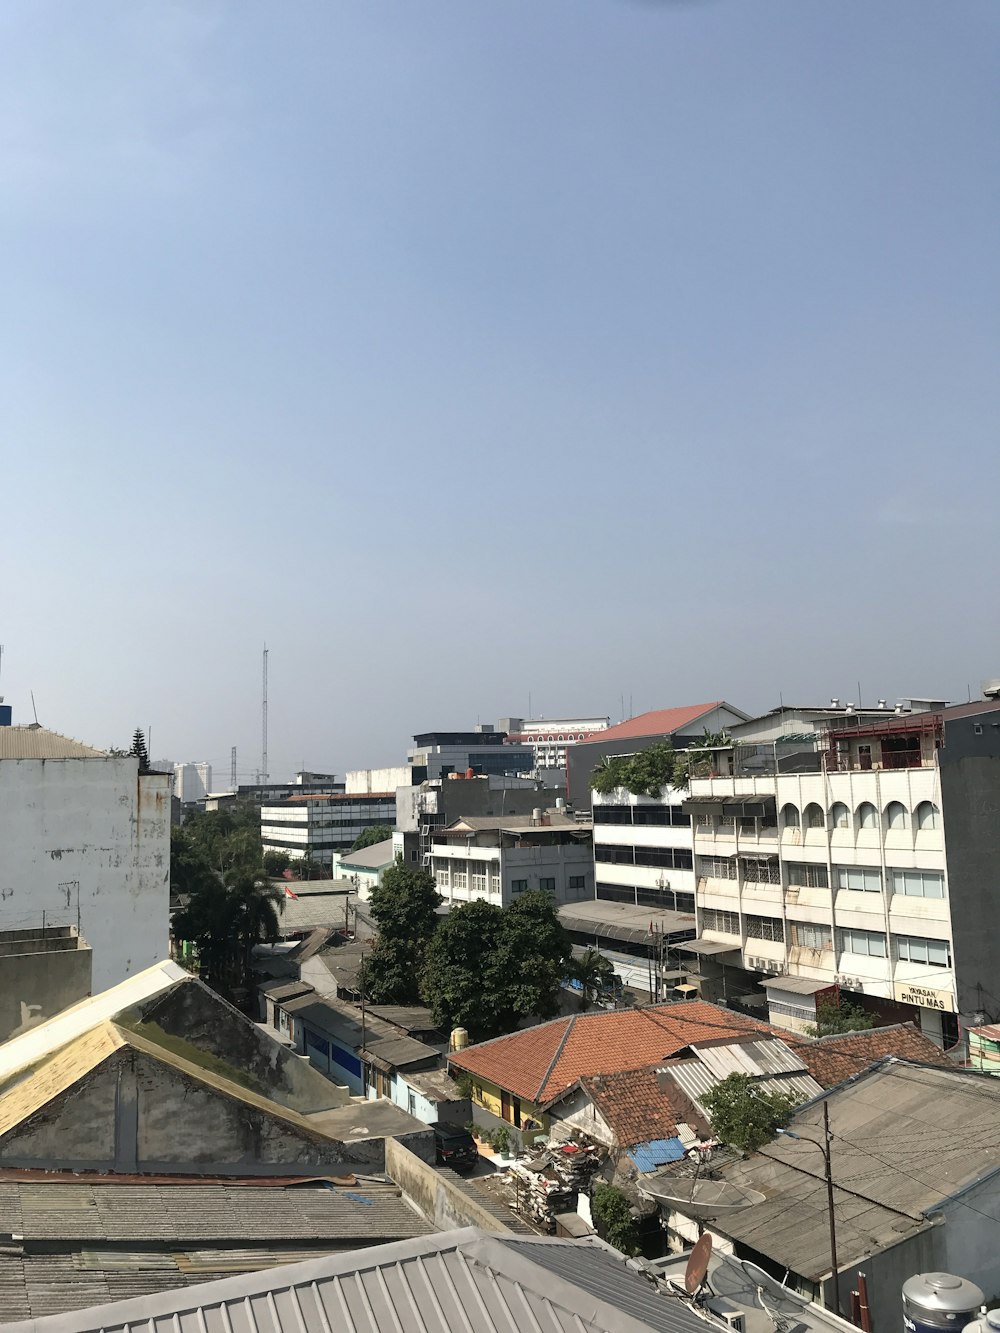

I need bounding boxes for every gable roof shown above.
[576,703,742,747]
[0,725,107,759]
[450,1001,768,1105]
[0,1226,716,1333]
[788,1022,952,1086]
[577,1066,710,1147]
[338,837,395,868]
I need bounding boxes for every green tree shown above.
[570,947,615,1010]
[130,728,150,774]
[350,824,393,852]
[808,997,876,1037]
[171,865,283,1005]
[169,826,217,900]
[364,861,442,1004]
[589,742,683,798]
[225,868,284,996]
[422,892,572,1039]
[701,1073,799,1153]
[263,849,291,876]
[591,1184,641,1257]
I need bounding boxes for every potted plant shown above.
[492,1125,513,1159]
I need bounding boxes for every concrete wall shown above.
[0,940,92,1041]
[384,1137,513,1233]
[0,759,170,991]
[345,767,410,795]
[0,1047,364,1175]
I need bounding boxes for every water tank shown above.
[450,1027,469,1051]
[982,679,1000,701]
[903,1274,985,1333]
[555,797,566,810]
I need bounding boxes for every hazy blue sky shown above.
[1,0,997,779]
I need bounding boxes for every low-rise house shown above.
[663,1057,1000,1330]
[330,838,396,898]
[0,960,433,1174]
[431,808,594,908]
[0,1225,738,1333]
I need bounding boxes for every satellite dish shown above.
[684,1233,713,1295]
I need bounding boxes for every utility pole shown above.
[231,746,237,793]
[261,644,269,784]
[823,1101,840,1318]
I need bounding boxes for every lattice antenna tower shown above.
[230,746,237,793]
[261,644,269,783]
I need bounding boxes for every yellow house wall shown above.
[468,1075,550,1131]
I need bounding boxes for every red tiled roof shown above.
[577,1066,710,1148]
[449,1001,768,1104]
[788,1023,951,1087]
[575,703,730,747]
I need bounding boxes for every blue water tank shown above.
[903,1274,985,1333]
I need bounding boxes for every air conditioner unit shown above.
[706,1298,746,1333]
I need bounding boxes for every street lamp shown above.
[777,1101,840,1318]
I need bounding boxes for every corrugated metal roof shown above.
[690,1038,809,1080]
[761,976,834,996]
[667,1061,822,1117]
[0,726,107,759]
[627,1138,686,1173]
[0,1228,714,1333]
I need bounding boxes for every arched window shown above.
[781,803,800,829]
[857,802,878,830]
[804,803,825,830]
[885,801,908,830]
[915,801,940,831]
[830,802,850,829]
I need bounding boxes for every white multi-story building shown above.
[260,791,396,867]
[174,761,212,804]
[591,787,695,914]
[684,697,1000,1049]
[498,716,610,774]
[0,724,171,992]
[430,808,593,909]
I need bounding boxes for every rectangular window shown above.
[569,875,586,890]
[593,806,633,824]
[891,869,945,899]
[785,862,829,890]
[741,858,781,885]
[451,861,468,890]
[745,915,784,942]
[701,908,740,937]
[697,813,714,829]
[434,857,451,888]
[835,865,883,894]
[717,816,735,831]
[698,855,737,881]
[511,878,528,894]
[539,877,556,892]
[839,927,887,958]
[470,864,488,893]
[594,844,634,865]
[894,934,951,968]
[791,922,832,950]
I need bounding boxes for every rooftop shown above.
[336,838,396,868]
[0,1226,724,1333]
[575,704,745,747]
[558,899,696,945]
[450,1001,768,1105]
[0,725,107,760]
[712,1058,1000,1281]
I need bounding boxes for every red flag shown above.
[284,886,299,900]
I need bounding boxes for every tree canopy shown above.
[570,947,616,1009]
[350,824,393,852]
[172,866,284,1004]
[589,741,685,797]
[422,891,573,1039]
[130,728,151,774]
[363,861,442,1004]
[701,1073,799,1153]
[808,997,876,1037]
[591,1184,641,1257]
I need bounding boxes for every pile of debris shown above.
[506,1138,607,1232]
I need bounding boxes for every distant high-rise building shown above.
[174,761,212,804]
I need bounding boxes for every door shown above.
[501,1090,513,1122]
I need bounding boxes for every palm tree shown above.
[224,869,285,1000]
[570,948,615,1010]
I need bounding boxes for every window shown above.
[594,805,632,824]
[792,922,831,950]
[741,857,781,884]
[915,801,940,831]
[595,844,634,865]
[891,868,945,899]
[785,861,829,889]
[745,915,784,942]
[539,877,556,892]
[434,858,450,888]
[857,802,878,830]
[839,927,886,958]
[701,908,740,937]
[718,815,735,830]
[805,803,825,829]
[835,865,882,893]
[697,812,715,829]
[470,864,488,894]
[698,855,737,881]
[781,804,800,829]
[569,875,586,890]
[895,934,951,968]
[511,878,528,894]
[451,861,468,890]
[885,801,909,831]
[830,802,850,829]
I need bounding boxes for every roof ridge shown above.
[536,1014,578,1102]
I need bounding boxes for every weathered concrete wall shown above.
[0,1048,362,1175]
[0,943,92,1041]
[384,1137,512,1233]
[0,759,170,991]
[130,977,348,1112]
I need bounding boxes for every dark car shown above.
[431,1121,479,1173]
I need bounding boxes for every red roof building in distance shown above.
[566,700,749,805]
